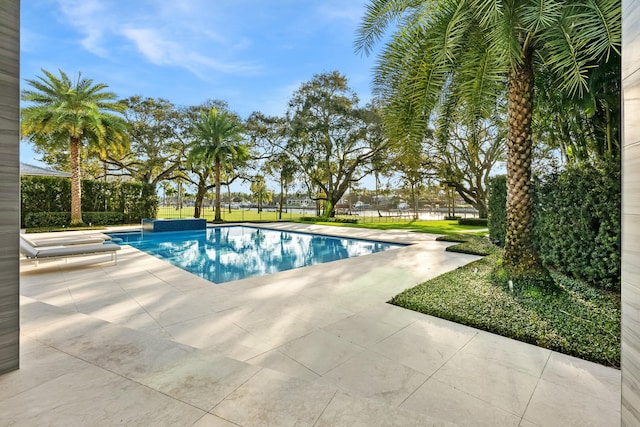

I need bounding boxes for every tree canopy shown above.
[21,68,128,224]
[356,0,621,278]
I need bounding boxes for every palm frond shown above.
[521,0,563,34]
[569,0,621,60]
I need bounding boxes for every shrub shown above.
[82,181,122,212]
[21,176,159,227]
[298,216,358,224]
[82,212,125,226]
[24,212,71,228]
[436,234,500,256]
[120,182,158,223]
[487,175,506,246]
[21,176,71,226]
[534,160,620,291]
[458,218,488,226]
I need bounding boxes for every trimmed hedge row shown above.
[24,211,125,228]
[299,216,359,224]
[487,160,621,291]
[458,218,488,227]
[21,176,158,227]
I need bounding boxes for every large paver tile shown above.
[133,288,240,327]
[0,363,206,426]
[165,311,273,360]
[401,378,521,427]
[355,302,427,329]
[0,338,89,401]
[24,313,195,381]
[322,313,401,347]
[540,352,620,403]
[371,317,476,376]
[315,391,459,427]
[239,315,321,348]
[141,350,261,411]
[247,349,321,381]
[191,413,240,426]
[277,329,365,375]
[212,368,337,427]
[461,331,551,377]
[523,377,620,426]
[431,349,541,416]
[20,298,80,332]
[323,351,428,406]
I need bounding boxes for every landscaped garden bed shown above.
[390,236,621,367]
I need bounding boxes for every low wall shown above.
[142,218,207,232]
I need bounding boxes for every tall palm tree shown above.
[356,0,620,277]
[21,69,128,225]
[188,108,246,222]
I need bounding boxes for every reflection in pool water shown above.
[108,226,404,284]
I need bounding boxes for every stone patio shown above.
[2,223,621,426]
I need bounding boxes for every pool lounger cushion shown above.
[21,234,110,247]
[20,237,121,266]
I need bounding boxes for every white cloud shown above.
[120,28,171,66]
[54,1,261,79]
[56,0,109,56]
[316,2,365,25]
[121,27,261,78]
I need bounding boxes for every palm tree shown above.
[356,0,620,277]
[188,108,245,222]
[21,69,128,225]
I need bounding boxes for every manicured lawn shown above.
[310,219,488,235]
[157,207,305,222]
[391,237,621,367]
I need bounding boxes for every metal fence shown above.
[156,204,479,223]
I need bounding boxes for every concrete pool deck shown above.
[4,223,620,426]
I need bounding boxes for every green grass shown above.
[307,219,489,235]
[436,234,502,256]
[157,207,489,235]
[158,207,305,222]
[390,251,621,367]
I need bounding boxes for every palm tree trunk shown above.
[70,136,83,225]
[214,157,222,222]
[503,51,541,269]
[194,181,205,218]
[278,179,284,220]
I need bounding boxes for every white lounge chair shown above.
[20,234,110,247]
[20,237,121,267]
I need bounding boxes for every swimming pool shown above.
[107,226,405,283]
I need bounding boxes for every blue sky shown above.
[20,0,380,172]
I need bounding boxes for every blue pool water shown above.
[107,226,404,284]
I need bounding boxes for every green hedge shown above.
[83,211,125,226]
[486,162,621,291]
[534,160,620,291]
[299,216,359,224]
[24,212,71,228]
[487,175,507,246]
[21,176,158,227]
[21,176,71,225]
[24,211,126,228]
[458,218,488,226]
